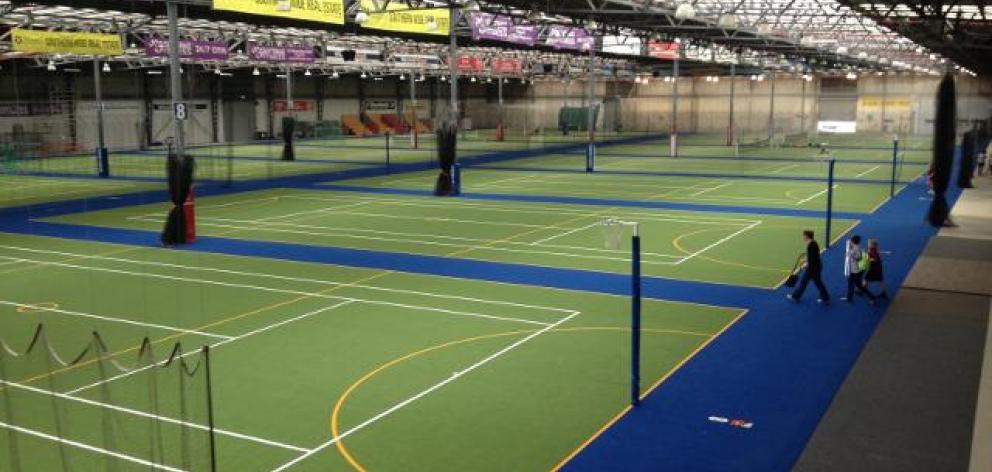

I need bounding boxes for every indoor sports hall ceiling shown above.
[0,0,982,76]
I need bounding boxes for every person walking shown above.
[864,238,889,299]
[786,230,830,304]
[842,235,876,304]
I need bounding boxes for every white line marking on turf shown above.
[0,255,554,328]
[254,201,373,222]
[0,379,307,453]
[688,182,733,197]
[66,301,357,395]
[0,245,577,315]
[0,419,187,472]
[269,310,580,472]
[854,165,881,178]
[795,184,838,206]
[125,216,684,266]
[768,163,800,174]
[529,221,602,246]
[270,193,765,225]
[675,220,762,265]
[0,300,233,341]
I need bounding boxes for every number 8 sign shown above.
[174,102,188,121]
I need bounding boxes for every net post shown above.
[825,159,836,248]
[204,345,218,472]
[630,231,641,407]
[452,163,461,196]
[385,132,391,172]
[890,137,899,197]
[586,143,595,172]
[96,147,110,178]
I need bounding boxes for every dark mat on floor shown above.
[792,288,989,472]
[922,236,992,262]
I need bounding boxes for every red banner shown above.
[272,100,312,112]
[491,58,522,74]
[457,56,485,73]
[647,41,679,60]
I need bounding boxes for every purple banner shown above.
[545,25,594,51]
[145,38,229,60]
[248,43,315,63]
[469,13,538,46]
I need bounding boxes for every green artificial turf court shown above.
[0,175,162,208]
[44,188,857,288]
[339,167,898,213]
[0,235,744,471]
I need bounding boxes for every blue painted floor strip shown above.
[562,178,962,472]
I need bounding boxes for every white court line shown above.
[530,221,602,246]
[0,255,555,328]
[270,310,580,472]
[0,379,308,453]
[0,300,233,341]
[854,165,881,178]
[0,419,186,472]
[135,214,682,260]
[688,182,733,197]
[283,193,763,225]
[0,245,577,315]
[795,184,838,206]
[768,163,800,174]
[254,201,373,222]
[675,220,762,265]
[476,183,796,205]
[66,301,357,395]
[125,217,684,265]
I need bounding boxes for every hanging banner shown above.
[647,41,679,60]
[248,43,315,63]
[602,35,641,56]
[213,0,344,24]
[468,13,538,46]
[456,56,485,73]
[145,38,229,61]
[12,29,123,56]
[491,58,523,75]
[859,96,912,110]
[273,100,313,112]
[360,0,450,36]
[545,25,594,51]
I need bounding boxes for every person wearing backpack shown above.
[842,235,876,304]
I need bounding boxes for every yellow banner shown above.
[213,0,344,24]
[859,97,911,110]
[12,29,123,56]
[360,0,449,36]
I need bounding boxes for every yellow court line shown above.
[671,227,788,273]
[329,326,715,472]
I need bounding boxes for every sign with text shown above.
[12,29,123,56]
[213,0,344,24]
[647,40,679,60]
[248,43,315,63]
[468,13,538,46]
[360,0,450,36]
[272,100,313,112]
[145,38,229,61]
[456,56,485,73]
[491,58,523,75]
[545,25,594,51]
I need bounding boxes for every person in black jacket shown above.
[787,230,830,305]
